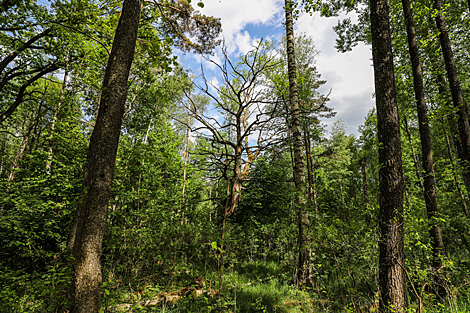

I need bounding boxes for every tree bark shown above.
[370,0,406,310]
[284,0,312,287]
[69,1,142,312]
[402,0,446,297]
[434,0,470,189]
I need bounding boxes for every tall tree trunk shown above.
[442,120,469,216]
[370,0,406,310]
[402,0,446,297]
[305,136,318,214]
[434,0,470,187]
[304,128,318,214]
[434,71,470,200]
[69,1,142,312]
[284,0,312,287]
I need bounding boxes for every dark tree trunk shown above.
[370,0,406,310]
[284,0,312,287]
[435,71,470,200]
[402,0,446,297]
[434,0,470,187]
[69,0,142,312]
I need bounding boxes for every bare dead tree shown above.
[179,43,286,216]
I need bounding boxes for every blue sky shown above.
[178,0,375,137]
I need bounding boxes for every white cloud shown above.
[199,0,284,55]
[232,30,256,55]
[295,11,375,135]
[182,1,376,136]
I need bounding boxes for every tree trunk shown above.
[228,144,242,215]
[434,0,470,188]
[284,0,312,287]
[370,0,406,310]
[434,71,470,200]
[402,0,446,297]
[304,131,318,214]
[69,1,142,312]
[442,120,469,216]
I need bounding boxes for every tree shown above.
[284,0,313,287]
[266,34,334,212]
[68,1,143,311]
[66,0,221,311]
[401,0,445,297]
[369,0,406,310]
[432,0,470,194]
[64,0,220,312]
[185,44,284,216]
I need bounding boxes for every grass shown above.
[108,259,470,313]
[3,260,470,312]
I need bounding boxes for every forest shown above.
[1,0,470,312]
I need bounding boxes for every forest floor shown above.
[102,260,469,313]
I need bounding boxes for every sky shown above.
[178,0,375,137]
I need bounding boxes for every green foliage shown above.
[1,0,470,311]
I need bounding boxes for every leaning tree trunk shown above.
[370,0,407,311]
[69,1,142,312]
[434,0,470,189]
[284,0,312,287]
[402,0,446,298]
